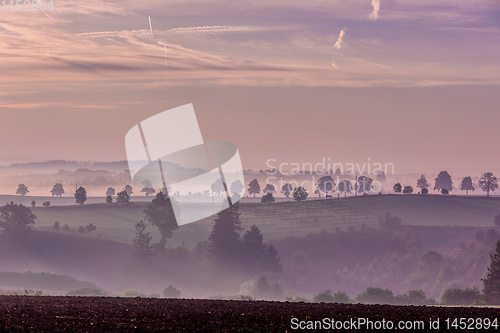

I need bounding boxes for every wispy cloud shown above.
[369,0,381,20]
[334,29,346,50]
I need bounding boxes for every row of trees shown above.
[393,172,498,196]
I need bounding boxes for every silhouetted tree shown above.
[53,221,59,230]
[263,184,276,195]
[441,287,479,305]
[357,176,373,194]
[0,202,36,236]
[211,179,225,197]
[416,175,429,191]
[460,176,474,195]
[133,220,153,260]
[441,188,449,195]
[143,192,179,248]
[403,185,413,194]
[393,183,402,193]
[85,223,96,236]
[106,187,116,197]
[78,226,85,234]
[281,183,293,198]
[261,193,275,204]
[315,175,335,197]
[30,201,36,208]
[140,180,155,197]
[124,185,133,197]
[483,240,500,304]
[74,187,87,205]
[337,180,352,197]
[42,201,50,207]
[252,274,284,300]
[106,195,113,204]
[16,184,29,196]
[241,225,282,273]
[421,188,429,194]
[230,180,244,197]
[50,183,64,197]
[116,190,130,204]
[162,285,181,298]
[208,203,243,266]
[292,186,308,201]
[434,171,453,193]
[478,172,498,197]
[247,179,260,197]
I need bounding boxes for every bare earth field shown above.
[0,296,499,332]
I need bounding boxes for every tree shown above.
[50,183,64,197]
[230,180,244,197]
[140,180,155,196]
[315,175,335,197]
[53,221,59,230]
[78,226,85,234]
[292,186,308,201]
[312,290,335,303]
[356,287,394,304]
[460,176,475,195]
[337,180,352,197]
[116,190,130,204]
[434,171,453,193]
[0,202,36,236]
[441,287,479,305]
[483,240,500,304]
[133,220,153,260]
[252,274,284,300]
[74,187,87,205]
[143,192,179,248]
[375,171,386,182]
[162,285,181,298]
[281,183,293,198]
[478,172,498,197]
[211,178,226,197]
[85,223,96,236]
[263,184,276,195]
[208,203,243,266]
[124,185,133,197]
[393,183,402,193]
[247,179,260,197]
[106,195,113,204]
[42,201,51,207]
[403,185,413,194]
[441,188,449,195]
[416,175,429,191]
[421,188,429,194]
[357,176,373,195]
[16,184,29,196]
[106,187,116,197]
[261,193,275,204]
[30,201,36,208]
[242,225,281,273]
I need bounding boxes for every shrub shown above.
[106,195,113,204]
[421,188,429,194]
[441,287,480,305]
[403,186,413,194]
[312,290,335,303]
[441,188,449,195]
[252,274,284,300]
[356,287,394,304]
[30,201,36,207]
[162,285,181,298]
[122,289,144,297]
[42,201,51,207]
[66,288,105,296]
[53,221,59,230]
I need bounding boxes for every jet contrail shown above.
[148,15,153,35]
[307,46,393,69]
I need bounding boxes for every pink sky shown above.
[0,0,499,177]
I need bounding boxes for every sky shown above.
[0,0,499,177]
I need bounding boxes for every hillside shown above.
[30,194,500,247]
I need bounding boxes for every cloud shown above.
[369,0,381,20]
[331,58,337,69]
[334,29,346,50]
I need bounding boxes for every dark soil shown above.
[0,296,498,332]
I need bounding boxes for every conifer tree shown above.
[483,240,500,304]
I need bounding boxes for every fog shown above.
[0,161,498,305]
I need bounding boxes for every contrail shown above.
[334,29,346,50]
[309,46,393,69]
[148,15,153,35]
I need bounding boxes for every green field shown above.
[29,194,500,247]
